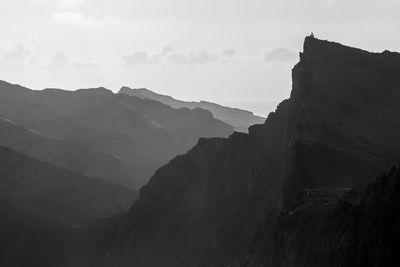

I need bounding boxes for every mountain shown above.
[0,82,233,188]
[0,116,136,187]
[0,145,137,227]
[118,87,265,132]
[70,36,400,266]
[0,145,138,267]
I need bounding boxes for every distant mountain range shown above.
[118,87,265,132]
[0,79,234,266]
[0,82,233,188]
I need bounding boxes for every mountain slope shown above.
[0,145,138,267]
[0,116,136,187]
[0,83,233,188]
[0,145,137,227]
[118,87,265,132]
[72,36,400,267]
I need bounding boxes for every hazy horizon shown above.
[1,0,400,116]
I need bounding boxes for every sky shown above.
[1,0,400,116]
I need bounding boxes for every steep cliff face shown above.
[284,37,400,204]
[234,37,400,267]
[72,102,291,266]
[73,37,400,267]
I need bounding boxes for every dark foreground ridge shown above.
[0,145,137,267]
[68,36,400,266]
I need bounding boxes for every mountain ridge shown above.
[0,116,137,187]
[118,86,265,132]
[0,81,233,188]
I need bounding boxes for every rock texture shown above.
[118,87,265,132]
[0,83,233,188]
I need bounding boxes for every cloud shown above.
[167,49,236,65]
[47,50,69,70]
[122,46,237,67]
[167,50,218,64]
[2,44,29,62]
[264,47,298,63]
[73,58,99,70]
[122,51,158,66]
[121,44,172,66]
[0,43,31,69]
[161,44,174,57]
[45,52,98,70]
[221,48,236,58]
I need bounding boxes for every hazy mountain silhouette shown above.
[118,87,265,132]
[0,82,233,188]
[0,117,137,187]
[70,37,400,267]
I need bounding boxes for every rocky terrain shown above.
[119,87,265,133]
